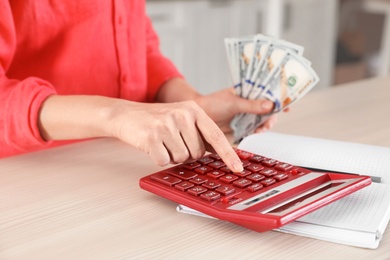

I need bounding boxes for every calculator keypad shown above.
[149,149,301,203]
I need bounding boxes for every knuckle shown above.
[153,154,170,166]
[194,147,206,159]
[152,119,169,132]
[142,133,158,147]
[136,142,170,167]
[155,158,170,167]
[135,142,147,153]
[209,128,226,143]
[173,149,190,163]
[171,110,187,125]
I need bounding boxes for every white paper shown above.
[177,132,390,249]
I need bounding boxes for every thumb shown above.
[234,96,274,114]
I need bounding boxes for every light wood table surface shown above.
[1,76,390,259]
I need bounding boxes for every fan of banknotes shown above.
[225,34,320,143]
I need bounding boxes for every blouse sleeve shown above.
[144,15,183,102]
[0,3,56,153]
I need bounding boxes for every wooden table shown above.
[1,76,390,259]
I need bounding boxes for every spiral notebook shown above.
[177,132,390,249]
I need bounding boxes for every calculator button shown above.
[221,196,236,204]
[208,161,225,169]
[209,153,221,160]
[246,164,264,172]
[262,159,278,167]
[274,173,289,181]
[220,174,239,183]
[261,178,276,187]
[260,169,277,177]
[274,163,293,172]
[200,191,221,202]
[183,161,202,170]
[236,150,252,160]
[233,170,252,178]
[219,166,232,173]
[249,155,265,163]
[190,176,208,185]
[188,186,208,196]
[215,185,235,196]
[165,168,197,180]
[151,173,182,187]
[289,168,302,175]
[202,181,221,190]
[194,165,214,175]
[197,157,214,165]
[247,183,263,192]
[207,170,225,179]
[233,179,252,188]
[175,181,194,191]
[241,161,251,167]
[246,173,265,182]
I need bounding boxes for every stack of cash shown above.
[225,34,320,143]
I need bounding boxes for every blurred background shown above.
[146,0,390,94]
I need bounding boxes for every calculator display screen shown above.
[227,172,362,216]
[262,179,356,216]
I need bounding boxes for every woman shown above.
[0,0,275,172]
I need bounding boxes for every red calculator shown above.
[139,148,371,232]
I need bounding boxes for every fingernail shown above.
[233,160,243,172]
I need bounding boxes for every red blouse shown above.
[0,0,182,158]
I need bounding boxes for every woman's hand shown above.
[194,87,277,134]
[155,78,278,135]
[107,99,244,171]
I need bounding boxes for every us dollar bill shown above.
[232,51,319,143]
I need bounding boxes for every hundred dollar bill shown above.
[246,44,288,100]
[262,52,318,112]
[224,34,315,142]
[233,52,319,143]
[225,36,255,97]
[225,38,242,96]
[231,44,288,133]
[237,38,254,97]
[231,38,306,133]
[228,36,267,131]
[241,35,271,99]
[246,38,305,101]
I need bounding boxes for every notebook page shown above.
[177,183,390,248]
[238,132,390,183]
[292,182,390,232]
[277,219,379,248]
[277,183,390,248]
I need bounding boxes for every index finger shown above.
[196,111,243,173]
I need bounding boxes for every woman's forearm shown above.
[155,77,201,103]
[37,95,120,141]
